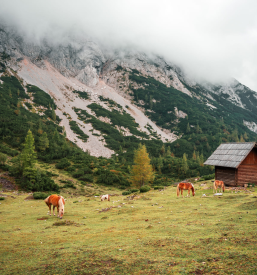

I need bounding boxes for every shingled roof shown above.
[204,142,257,168]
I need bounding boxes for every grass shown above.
[0,181,257,274]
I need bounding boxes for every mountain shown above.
[0,23,257,188]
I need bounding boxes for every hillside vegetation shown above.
[0,54,257,192]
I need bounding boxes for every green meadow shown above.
[0,182,257,274]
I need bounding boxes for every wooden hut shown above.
[204,142,257,186]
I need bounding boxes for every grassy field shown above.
[0,182,257,274]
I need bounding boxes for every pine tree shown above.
[199,153,204,166]
[240,135,245,142]
[157,156,163,174]
[186,123,190,133]
[38,120,43,135]
[166,146,171,157]
[149,95,153,109]
[131,144,155,187]
[182,153,188,174]
[20,130,37,172]
[160,144,165,156]
[192,150,196,160]
[52,107,56,121]
[38,132,49,152]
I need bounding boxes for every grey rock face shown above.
[0,24,105,87]
[0,22,256,112]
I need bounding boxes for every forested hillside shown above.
[1,28,257,192]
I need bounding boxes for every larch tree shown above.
[130,144,155,188]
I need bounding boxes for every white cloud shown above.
[1,0,257,90]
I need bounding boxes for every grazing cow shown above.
[177,182,195,197]
[45,194,65,219]
[101,194,110,201]
[213,180,225,193]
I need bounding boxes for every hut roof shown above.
[204,142,257,168]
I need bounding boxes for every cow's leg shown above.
[53,206,56,216]
[48,204,51,216]
[57,206,59,217]
[181,189,183,198]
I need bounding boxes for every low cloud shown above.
[1,0,257,90]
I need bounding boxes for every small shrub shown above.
[0,152,7,165]
[122,190,132,196]
[154,186,163,190]
[66,166,76,172]
[20,170,60,192]
[0,197,5,200]
[73,170,85,178]
[55,159,71,169]
[200,173,215,181]
[79,174,93,182]
[60,182,76,189]
[33,192,49,200]
[140,186,151,193]
[131,189,139,193]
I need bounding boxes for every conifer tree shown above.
[243,132,248,141]
[186,122,190,133]
[160,144,165,156]
[192,150,196,160]
[240,135,245,142]
[131,144,155,187]
[20,130,37,172]
[166,146,171,157]
[52,107,56,121]
[38,132,49,152]
[182,153,188,173]
[199,153,204,166]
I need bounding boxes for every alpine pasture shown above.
[0,182,257,274]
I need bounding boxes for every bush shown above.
[72,170,85,178]
[60,182,76,189]
[0,164,10,171]
[79,174,93,182]
[55,159,71,169]
[0,152,7,165]
[200,173,215,181]
[153,179,165,186]
[122,191,131,195]
[33,192,49,200]
[154,186,163,190]
[0,197,5,200]
[0,144,19,157]
[20,170,60,192]
[66,166,76,172]
[131,189,139,193]
[140,185,151,193]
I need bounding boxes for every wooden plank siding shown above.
[215,147,257,186]
[237,165,257,186]
[215,166,236,186]
[237,147,257,186]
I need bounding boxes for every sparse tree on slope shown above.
[20,129,37,172]
[131,144,155,188]
[38,132,49,152]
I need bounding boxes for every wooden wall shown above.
[215,166,236,186]
[237,147,257,186]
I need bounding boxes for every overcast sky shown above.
[1,0,257,91]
